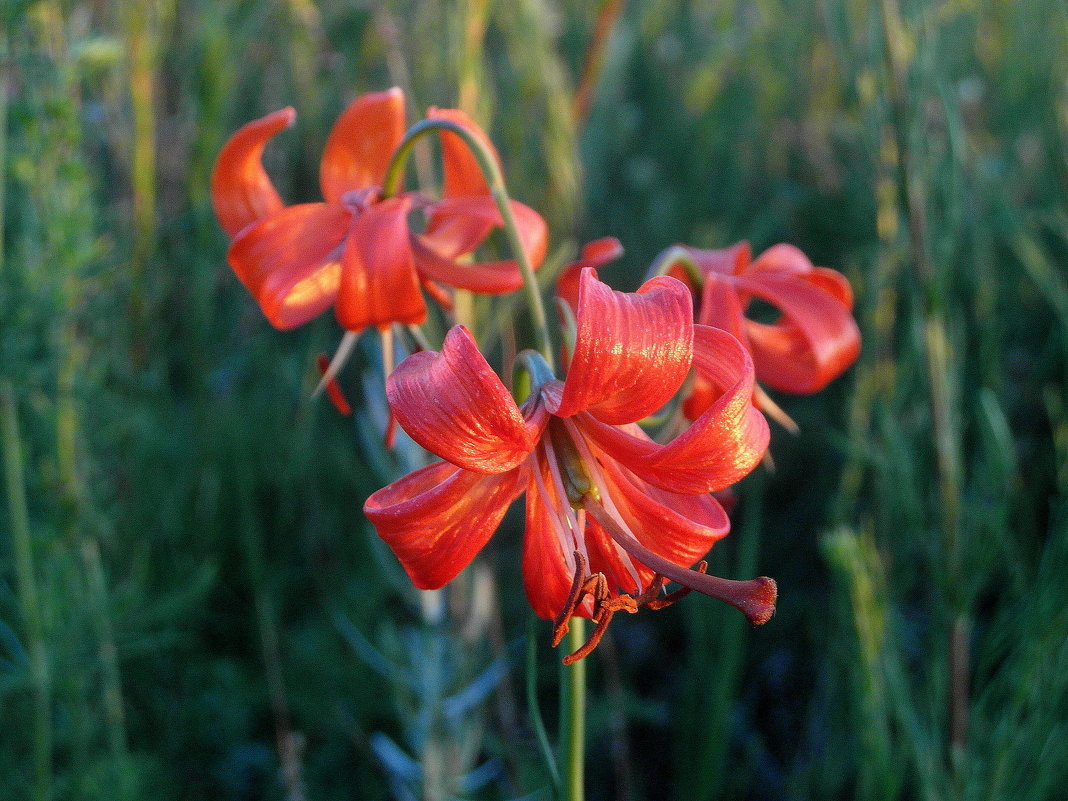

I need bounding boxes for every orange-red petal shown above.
[686,273,749,419]
[386,325,546,474]
[736,272,861,394]
[421,195,548,262]
[212,107,295,238]
[546,268,693,425]
[581,325,768,494]
[600,457,730,567]
[556,237,625,310]
[365,461,524,590]
[426,107,500,198]
[226,203,349,329]
[334,196,426,330]
[414,197,548,294]
[523,454,587,620]
[319,88,406,204]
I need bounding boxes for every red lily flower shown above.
[670,242,860,420]
[211,88,547,331]
[364,268,774,661]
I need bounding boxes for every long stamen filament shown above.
[313,330,360,399]
[560,419,643,594]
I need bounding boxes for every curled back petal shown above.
[746,242,813,276]
[736,273,861,394]
[320,88,406,204]
[546,268,693,425]
[426,106,500,198]
[686,273,749,419]
[212,107,295,238]
[421,195,548,265]
[582,325,768,494]
[365,461,524,590]
[600,458,730,567]
[227,203,349,329]
[679,241,751,280]
[334,196,426,330]
[809,266,855,308]
[386,325,546,474]
[556,237,625,310]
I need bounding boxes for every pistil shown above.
[582,496,777,626]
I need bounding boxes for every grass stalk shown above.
[877,0,968,758]
[1,382,52,801]
[121,1,158,336]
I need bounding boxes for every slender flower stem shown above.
[560,619,587,801]
[381,118,555,369]
[526,613,561,790]
[646,245,703,286]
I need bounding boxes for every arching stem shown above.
[646,244,704,287]
[382,118,555,370]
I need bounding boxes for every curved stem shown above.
[646,245,703,287]
[382,118,555,369]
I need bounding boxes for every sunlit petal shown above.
[334,197,426,330]
[547,268,693,424]
[365,461,524,589]
[426,106,500,198]
[582,325,768,493]
[212,107,295,237]
[320,88,406,203]
[227,203,349,329]
[387,325,546,474]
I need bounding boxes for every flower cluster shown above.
[213,89,860,662]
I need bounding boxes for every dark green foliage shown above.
[1,1,1065,799]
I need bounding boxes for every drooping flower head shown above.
[211,88,547,332]
[364,267,775,662]
[668,242,861,420]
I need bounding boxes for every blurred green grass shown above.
[1,1,1065,800]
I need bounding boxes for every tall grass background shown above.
[1,0,1065,799]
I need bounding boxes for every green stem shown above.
[382,118,555,369]
[647,245,703,287]
[526,613,560,790]
[1,382,52,801]
[560,619,586,801]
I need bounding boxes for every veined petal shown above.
[365,461,524,590]
[386,325,546,474]
[212,107,295,238]
[227,203,349,329]
[320,88,406,204]
[547,268,693,425]
[426,107,500,198]
[556,237,625,310]
[582,325,768,494]
[421,196,548,264]
[736,272,861,394]
[334,196,426,330]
